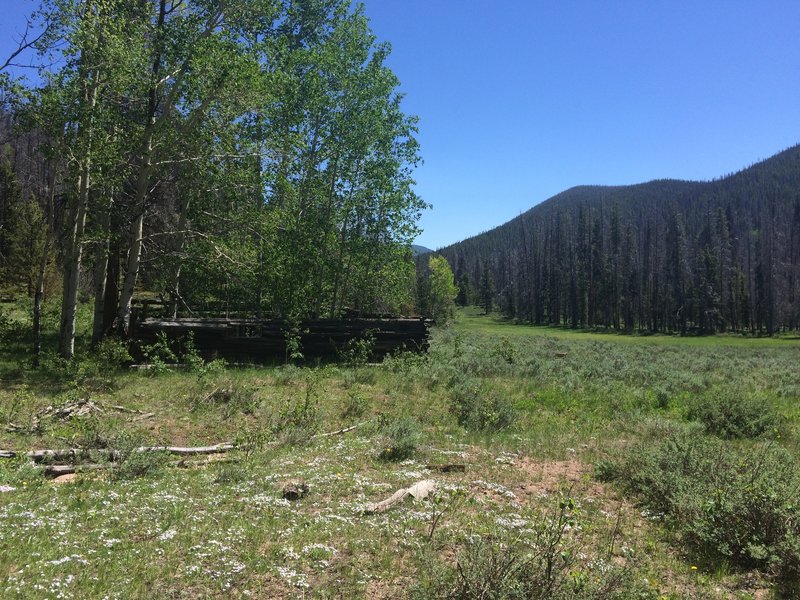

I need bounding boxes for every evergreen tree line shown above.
[440,146,800,334]
[0,0,425,359]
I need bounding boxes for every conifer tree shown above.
[479,264,495,315]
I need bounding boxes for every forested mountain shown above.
[0,0,425,360]
[439,146,800,334]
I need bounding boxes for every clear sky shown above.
[363,0,800,249]
[2,1,799,250]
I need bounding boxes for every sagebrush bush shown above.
[1,385,33,425]
[450,380,516,432]
[193,378,259,418]
[342,367,377,388]
[491,337,516,364]
[340,390,370,419]
[417,540,529,600]
[66,414,108,450]
[383,349,429,373]
[213,461,248,484]
[413,498,657,600]
[0,457,45,488]
[109,432,168,481]
[687,388,781,438]
[272,364,302,386]
[598,421,800,595]
[272,375,322,445]
[379,416,422,461]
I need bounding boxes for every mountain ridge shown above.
[435,144,800,333]
[443,144,800,251]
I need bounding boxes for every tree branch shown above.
[0,18,52,72]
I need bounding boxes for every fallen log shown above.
[1,422,365,463]
[135,443,235,455]
[364,479,436,514]
[132,412,156,422]
[41,463,105,477]
[1,442,234,462]
[313,422,366,439]
[105,404,148,414]
[41,457,234,478]
[1,448,94,461]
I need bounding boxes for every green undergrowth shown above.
[0,305,798,597]
[597,420,800,596]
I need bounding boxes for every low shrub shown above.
[67,415,108,450]
[340,390,370,419]
[93,337,133,368]
[339,330,375,367]
[180,332,204,371]
[1,385,33,425]
[193,378,260,418]
[272,373,322,445]
[598,421,800,595]
[687,388,781,438]
[0,458,46,491]
[378,416,422,461]
[109,431,168,481]
[0,307,29,341]
[37,352,95,388]
[272,364,302,386]
[213,461,249,484]
[491,337,516,364]
[654,387,670,410]
[342,367,377,388]
[451,380,516,432]
[383,349,429,374]
[234,423,273,461]
[140,332,178,374]
[413,497,656,600]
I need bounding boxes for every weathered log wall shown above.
[130,311,431,362]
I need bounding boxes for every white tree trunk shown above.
[58,170,90,358]
[58,65,99,358]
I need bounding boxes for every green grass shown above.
[1,301,798,598]
[458,306,800,348]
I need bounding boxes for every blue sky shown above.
[364,1,800,249]
[2,1,799,249]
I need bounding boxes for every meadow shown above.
[1,303,799,599]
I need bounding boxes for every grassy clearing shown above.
[1,303,799,598]
[458,306,800,348]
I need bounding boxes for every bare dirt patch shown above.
[512,456,609,501]
[365,578,406,600]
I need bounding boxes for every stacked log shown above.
[129,312,431,363]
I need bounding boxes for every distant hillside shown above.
[412,244,433,256]
[439,145,800,333]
